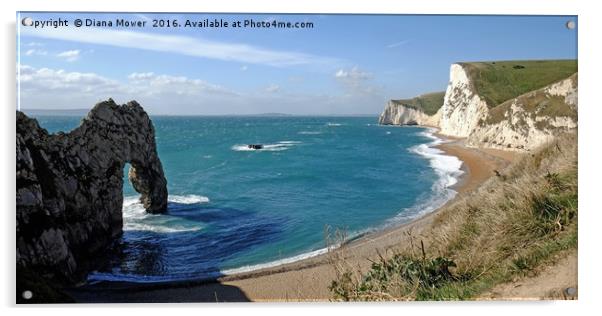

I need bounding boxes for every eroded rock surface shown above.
[466,74,578,151]
[378,100,441,127]
[378,63,578,152]
[16,99,167,283]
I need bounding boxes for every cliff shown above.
[378,92,444,126]
[16,99,168,284]
[378,100,440,126]
[379,60,578,152]
[466,74,577,151]
[437,63,490,137]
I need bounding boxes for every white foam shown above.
[169,194,210,204]
[387,128,464,224]
[326,122,342,127]
[122,194,209,233]
[231,141,301,152]
[222,247,330,275]
[410,144,463,187]
[231,145,256,151]
[220,225,379,277]
[109,128,466,281]
[298,131,322,135]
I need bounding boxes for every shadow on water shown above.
[66,202,286,302]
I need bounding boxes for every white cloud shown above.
[335,66,371,81]
[265,84,280,93]
[240,65,248,71]
[25,49,47,56]
[22,27,342,68]
[386,40,409,48]
[56,50,81,62]
[17,64,386,115]
[18,65,238,112]
[18,64,123,96]
[127,72,236,96]
[334,66,377,95]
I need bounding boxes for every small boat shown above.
[248,144,263,150]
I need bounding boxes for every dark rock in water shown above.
[16,99,168,284]
[248,144,263,150]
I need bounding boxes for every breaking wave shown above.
[231,141,302,152]
[122,195,210,233]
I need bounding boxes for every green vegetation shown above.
[461,60,577,107]
[484,73,577,126]
[392,91,445,116]
[330,134,578,300]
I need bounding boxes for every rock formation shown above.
[437,64,490,138]
[16,99,168,283]
[466,74,577,151]
[378,100,440,127]
[378,62,578,152]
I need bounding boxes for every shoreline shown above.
[67,129,517,302]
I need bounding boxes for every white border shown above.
[3,0,601,315]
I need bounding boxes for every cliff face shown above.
[466,74,577,151]
[16,99,168,283]
[437,64,489,138]
[379,62,578,152]
[378,100,440,127]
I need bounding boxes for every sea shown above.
[32,115,463,283]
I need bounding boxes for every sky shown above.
[17,13,577,115]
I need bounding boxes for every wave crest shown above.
[122,194,209,233]
[389,128,464,223]
[231,141,301,152]
[298,131,322,135]
[169,194,210,204]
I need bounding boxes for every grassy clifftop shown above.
[460,60,578,107]
[389,60,577,116]
[485,73,578,126]
[391,91,446,116]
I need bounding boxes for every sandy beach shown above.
[67,137,517,303]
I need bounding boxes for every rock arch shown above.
[16,99,168,283]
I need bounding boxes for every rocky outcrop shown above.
[466,74,577,151]
[437,64,489,138]
[379,62,578,152]
[378,100,440,127]
[16,99,168,283]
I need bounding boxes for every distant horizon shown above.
[18,13,577,115]
[20,56,578,117]
[20,108,381,117]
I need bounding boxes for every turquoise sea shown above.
[34,115,463,282]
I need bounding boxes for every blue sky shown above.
[17,13,577,115]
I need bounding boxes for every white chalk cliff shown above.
[465,74,577,151]
[437,64,490,138]
[379,63,578,152]
[378,100,440,127]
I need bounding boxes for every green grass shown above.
[392,91,445,116]
[329,134,578,301]
[460,60,577,107]
[484,73,577,126]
